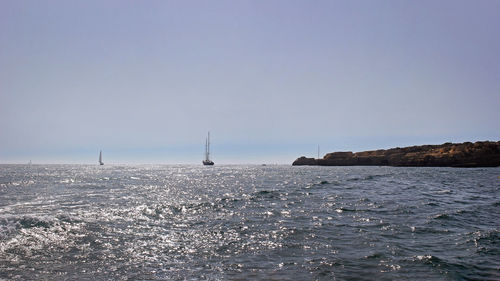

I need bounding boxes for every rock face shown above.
[292,141,500,167]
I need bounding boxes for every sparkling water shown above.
[1,165,499,280]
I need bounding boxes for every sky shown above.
[1,0,499,164]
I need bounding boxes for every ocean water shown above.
[0,164,499,280]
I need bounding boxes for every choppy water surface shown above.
[0,165,499,280]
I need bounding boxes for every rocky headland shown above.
[292,141,500,167]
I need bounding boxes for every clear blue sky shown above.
[1,0,499,164]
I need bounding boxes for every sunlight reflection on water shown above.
[0,165,499,280]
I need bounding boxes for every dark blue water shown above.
[0,165,499,280]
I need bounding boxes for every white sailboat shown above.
[99,150,104,165]
[203,132,214,166]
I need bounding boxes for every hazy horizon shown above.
[2,1,499,164]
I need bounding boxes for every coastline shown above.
[292,141,500,167]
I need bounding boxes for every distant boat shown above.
[99,150,104,165]
[203,132,214,166]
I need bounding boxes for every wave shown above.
[364,252,385,259]
[304,180,342,190]
[251,190,283,200]
[413,254,500,280]
[0,180,36,188]
[467,230,500,254]
[0,214,84,262]
[346,173,393,182]
[335,207,357,213]
[0,215,55,236]
[432,213,454,220]
[137,198,239,221]
[0,214,83,238]
[436,189,452,194]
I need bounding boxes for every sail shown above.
[205,138,209,161]
[99,150,104,165]
[203,132,214,165]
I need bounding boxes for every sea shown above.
[0,164,499,280]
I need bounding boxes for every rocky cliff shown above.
[292,141,500,167]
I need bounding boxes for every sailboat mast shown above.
[205,137,208,161]
[202,131,214,165]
